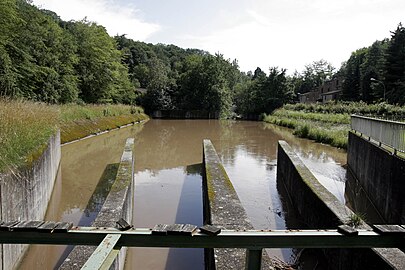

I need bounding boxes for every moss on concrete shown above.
[60,113,148,144]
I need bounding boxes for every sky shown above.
[32,0,405,74]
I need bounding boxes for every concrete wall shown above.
[59,138,135,270]
[0,130,61,270]
[202,139,273,270]
[347,131,405,224]
[277,140,405,270]
[152,110,219,119]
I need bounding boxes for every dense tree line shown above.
[0,0,135,104]
[0,0,293,117]
[3,1,402,117]
[341,24,405,105]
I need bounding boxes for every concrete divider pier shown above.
[277,140,405,270]
[202,139,273,270]
[59,138,135,270]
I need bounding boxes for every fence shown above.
[0,223,404,270]
[351,115,405,153]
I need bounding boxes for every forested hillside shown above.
[1,0,404,118]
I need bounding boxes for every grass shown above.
[0,98,148,172]
[0,99,59,172]
[59,104,148,144]
[265,101,405,149]
[264,109,350,149]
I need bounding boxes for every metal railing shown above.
[351,115,405,153]
[0,224,404,270]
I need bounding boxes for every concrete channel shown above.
[277,140,405,270]
[59,138,135,270]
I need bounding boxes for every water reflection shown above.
[127,120,348,266]
[19,120,348,269]
[19,124,144,270]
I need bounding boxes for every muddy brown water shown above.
[19,120,347,269]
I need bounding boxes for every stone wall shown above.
[0,130,61,270]
[59,138,135,270]
[277,140,405,270]
[347,131,405,224]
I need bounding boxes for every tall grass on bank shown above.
[0,99,59,172]
[59,104,147,144]
[0,99,148,172]
[264,108,350,149]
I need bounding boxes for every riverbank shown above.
[0,99,148,172]
[263,101,405,150]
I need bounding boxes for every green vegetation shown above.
[346,213,366,228]
[284,101,405,120]
[264,109,349,149]
[0,99,59,172]
[264,101,405,149]
[0,99,147,172]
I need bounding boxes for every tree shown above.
[68,20,133,103]
[1,0,79,102]
[235,67,292,115]
[177,54,234,117]
[0,0,18,97]
[385,23,405,104]
[301,60,335,93]
[360,40,387,102]
[341,49,367,101]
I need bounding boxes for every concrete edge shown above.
[278,140,357,223]
[62,120,147,146]
[59,138,135,270]
[278,140,405,270]
[202,139,274,270]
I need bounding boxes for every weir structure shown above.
[1,137,404,269]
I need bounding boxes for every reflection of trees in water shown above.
[80,163,119,226]
[185,163,202,176]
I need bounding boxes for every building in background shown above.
[299,76,343,104]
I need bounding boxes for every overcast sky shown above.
[32,0,404,74]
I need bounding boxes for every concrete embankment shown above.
[59,138,135,270]
[202,139,273,270]
[0,131,61,270]
[347,131,405,224]
[277,140,405,270]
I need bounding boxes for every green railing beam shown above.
[0,227,403,249]
[81,234,121,270]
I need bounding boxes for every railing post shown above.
[81,234,121,270]
[245,249,262,270]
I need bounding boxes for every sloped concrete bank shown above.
[59,138,135,270]
[202,139,274,270]
[0,131,61,270]
[277,140,405,270]
[347,131,405,224]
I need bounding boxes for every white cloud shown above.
[178,0,405,73]
[32,0,160,41]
